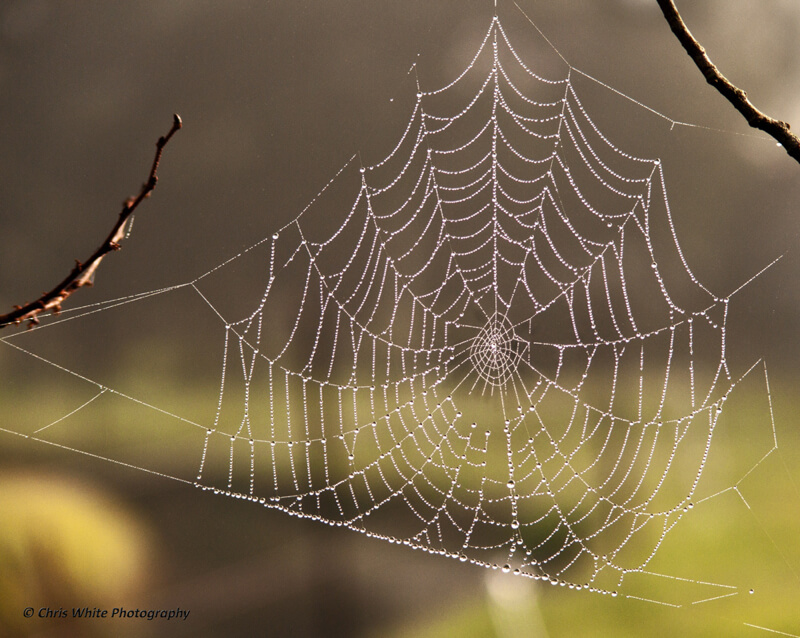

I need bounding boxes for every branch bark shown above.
[656,0,800,165]
[0,114,182,330]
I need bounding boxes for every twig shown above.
[0,114,182,330]
[656,0,800,165]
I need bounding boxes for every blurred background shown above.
[1,1,799,636]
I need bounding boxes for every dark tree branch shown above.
[656,0,800,165]
[0,114,182,330]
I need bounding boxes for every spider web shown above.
[0,9,790,621]
[190,16,774,596]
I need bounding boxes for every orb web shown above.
[0,11,786,611]
[192,16,766,595]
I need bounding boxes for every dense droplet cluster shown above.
[469,314,525,388]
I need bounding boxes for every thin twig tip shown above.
[0,113,182,330]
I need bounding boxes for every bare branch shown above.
[656,0,800,165]
[0,114,183,330]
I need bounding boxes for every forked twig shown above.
[0,114,182,330]
[656,0,800,164]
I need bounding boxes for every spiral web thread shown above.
[0,12,785,611]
